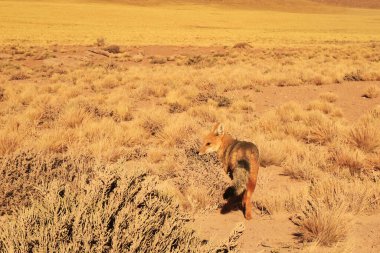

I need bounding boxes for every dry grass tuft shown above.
[293,200,351,246]
[343,70,364,82]
[307,100,342,117]
[0,131,21,156]
[292,178,360,246]
[104,45,121,54]
[319,92,338,103]
[296,175,380,228]
[141,116,165,137]
[96,37,106,47]
[233,42,252,49]
[283,155,321,181]
[362,85,380,99]
[348,121,380,153]
[150,56,167,64]
[304,112,338,144]
[255,137,302,167]
[329,145,365,175]
[9,71,29,81]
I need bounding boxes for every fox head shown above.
[198,123,224,155]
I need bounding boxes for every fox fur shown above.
[198,123,260,220]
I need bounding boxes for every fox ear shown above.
[214,123,224,136]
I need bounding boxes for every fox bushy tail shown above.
[232,167,250,195]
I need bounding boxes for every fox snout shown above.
[197,148,206,156]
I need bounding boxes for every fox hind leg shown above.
[242,176,257,220]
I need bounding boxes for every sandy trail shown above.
[193,212,299,252]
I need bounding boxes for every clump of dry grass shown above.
[233,42,252,49]
[275,101,304,122]
[254,186,308,215]
[169,102,187,113]
[255,136,302,167]
[256,102,340,145]
[140,115,166,137]
[9,71,29,81]
[293,200,351,246]
[58,106,89,128]
[303,112,338,144]
[307,100,342,117]
[348,121,380,153]
[96,37,106,47]
[104,45,121,54]
[329,144,365,175]
[291,175,380,247]
[231,100,254,113]
[150,56,167,64]
[319,92,338,103]
[0,166,216,252]
[0,131,21,156]
[308,176,380,214]
[362,85,380,98]
[343,70,364,82]
[282,153,322,181]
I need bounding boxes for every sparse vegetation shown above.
[96,37,106,47]
[0,0,380,252]
[104,45,121,54]
[319,92,338,103]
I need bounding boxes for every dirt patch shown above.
[350,214,380,253]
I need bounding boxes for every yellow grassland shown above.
[0,0,380,45]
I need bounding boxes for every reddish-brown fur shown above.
[198,123,260,220]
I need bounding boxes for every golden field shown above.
[1,0,380,45]
[0,0,380,252]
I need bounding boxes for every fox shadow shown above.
[220,186,245,216]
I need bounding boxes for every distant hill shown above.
[312,0,380,8]
[104,0,380,9]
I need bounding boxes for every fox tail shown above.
[232,166,250,196]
